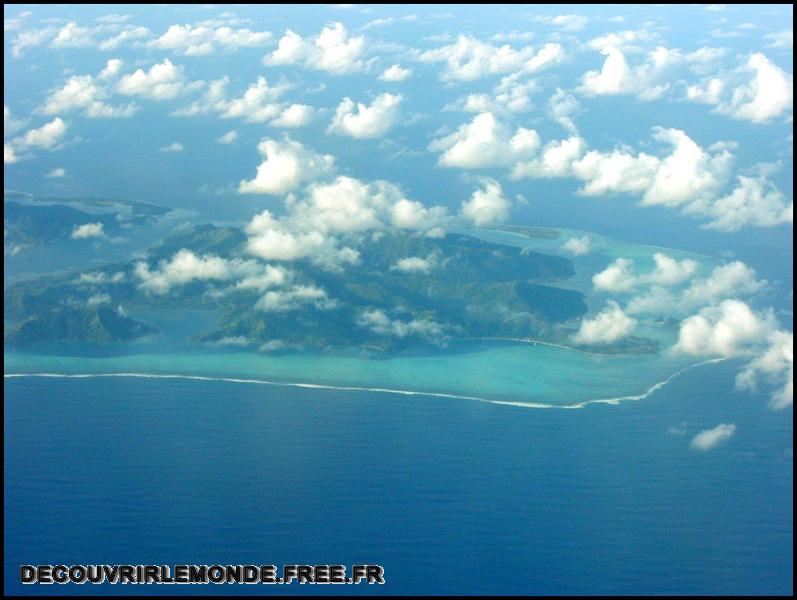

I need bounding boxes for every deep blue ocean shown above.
[4,360,792,595]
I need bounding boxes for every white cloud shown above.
[9,117,69,159]
[99,58,124,79]
[241,169,449,272]
[562,235,591,256]
[736,330,793,410]
[149,23,271,55]
[593,258,636,292]
[681,261,766,308]
[765,30,793,50]
[116,59,194,100]
[357,309,445,339]
[511,127,789,231]
[4,145,18,164]
[234,264,291,292]
[687,53,793,123]
[238,137,335,195]
[71,222,105,239]
[429,111,540,169]
[391,255,435,274]
[172,75,299,126]
[134,249,269,294]
[580,44,726,102]
[548,88,580,134]
[328,93,402,139]
[690,423,736,451]
[626,260,766,316]
[271,103,313,127]
[51,22,94,48]
[702,175,792,231]
[572,300,637,345]
[46,167,67,178]
[535,14,588,32]
[264,22,366,74]
[43,73,138,118]
[216,130,238,144]
[9,27,56,58]
[158,142,184,153]
[390,198,447,230]
[98,26,150,51]
[674,299,777,357]
[256,284,336,312]
[511,135,586,179]
[644,253,699,286]
[717,53,793,123]
[379,64,412,82]
[460,178,511,227]
[450,73,537,115]
[417,35,564,81]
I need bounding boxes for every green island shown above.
[4,222,658,355]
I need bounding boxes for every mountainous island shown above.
[4,220,658,355]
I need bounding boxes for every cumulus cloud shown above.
[71,222,105,239]
[535,14,588,31]
[460,178,511,227]
[357,309,445,340]
[158,142,184,153]
[241,165,450,272]
[510,126,791,232]
[562,235,591,256]
[690,423,736,451]
[134,249,271,294]
[416,35,564,81]
[765,30,793,50]
[674,299,777,357]
[448,73,537,115]
[7,117,69,162]
[264,22,367,74]
[593,258,636,292]
[548,88,580,134]
[578,38,728,101]
[216,130,238,144]
[51,22,94,48]
[572,300,637,345]
[116,59,195,100]
[43,73,139,118]
[626,260,766,316]
[328,93,402,139]
[255,284,336,312]
[46,167,67,178]
[391,255,436,274]
[149,23,271,55]
[271,103,313,127]
[716,53,793,123]
[379,64,412,82]
[736,330,793,410]
[98,25,150,51]
[390,198,448,230]
[172,75,306,127]
[429,111,540,168]
[238,136,335,195]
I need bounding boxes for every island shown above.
[4,223,658,355]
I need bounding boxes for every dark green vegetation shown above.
[3,193,172,253]
[4,224,657,354]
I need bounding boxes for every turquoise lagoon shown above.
[4,228,725,409]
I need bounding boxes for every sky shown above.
[3,4,794,413]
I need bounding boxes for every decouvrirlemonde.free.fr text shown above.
[21,564,385,585]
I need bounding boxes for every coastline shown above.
[4,358,726,411]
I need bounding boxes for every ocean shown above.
[4,360,793,595]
